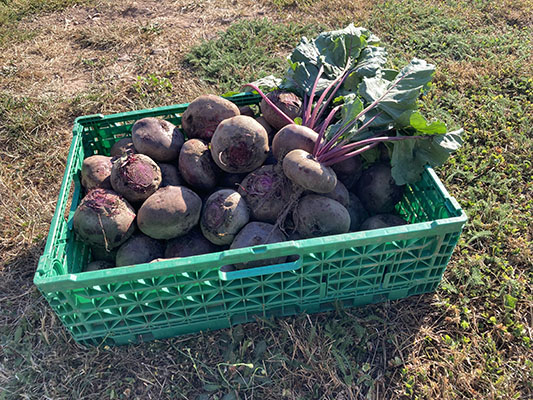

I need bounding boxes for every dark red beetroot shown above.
[271,124,319,162]
[331,156,363,190]
[158,163,183,187]
[179,139,220,191]
[200,189,249,245]
[346,192,368,231]
[137,186,202,240]
[115,233,164,267]
[260,90,302,131]
[73,188,136,250]
[256,116,275,144]
[359,214,407,231]
[238,165,295,224]
[210,115,269,174]
[282,149,337,193]
[131,118,184,162]
[85,260,114,272]
[110,154,162,203]
[322,180,349,207]
[165,229,221,258]
[181,94,240,141]
[81,155,113,190]
[239,105,255,117]
[293,194,350,238]
[110,138,136,157]
[230,222,287,269]
[354,163,405,214]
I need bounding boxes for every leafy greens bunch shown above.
[244,24,463,185]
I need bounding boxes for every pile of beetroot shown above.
[74,93,407,272]
[73,25,462,272]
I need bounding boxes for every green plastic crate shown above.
[34,92,467,346]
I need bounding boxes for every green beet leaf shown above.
[390,129,464,185]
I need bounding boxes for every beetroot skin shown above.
[230,222,287,269]
[293,194,350,238]
[131,117,184,162]
[115,234,165,267]
[181,95,240,141]
[354,163,404,214]
[165,229,221,258]
[238,164,295,223]
[137,185,202,240]
[179,139,220,191]
[110,154,162,203]
[200,189,249,245]
[73,188,136,250]
[81,155,113,190]
[260,90,302,131]
[210,115,269,174]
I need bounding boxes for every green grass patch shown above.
[0,0,92,23]
[184,18,323,93]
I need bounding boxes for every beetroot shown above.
[90,245,117,263]
[131,117,184,162]
[239,105,255,117]
[181,94,240,141]
[271,124,319,162]
[238,165,295,223]
[359,214,408,231]
[137,186,202,240]
[293,194,350,238]
[219,172,247,190]
[73,188,136,250]
[85,260,114,272]
[179,139,220,191]
[110,138,136,157]
[346,193,368,231]
[322,180,349,207]
[110,154,162,203]
[230,222,287,269]
[354,163,404,214]
[331,156,363,190]
[210,115,269,174]
[260,90,302,131]
[282,149,337,193]
[256,116,275,143]
[81,155,113,190]
[115,234,165,267]
[158,163,183,187]
[165,229,221,258]
[200,189,249,245]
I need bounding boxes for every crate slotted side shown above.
[34,93,467,345]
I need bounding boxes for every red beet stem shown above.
[316,111,383,160]
[303,65,324,126]
[308,64,351,130]
[312,105,342,157]
[319,135,428,164]
[322,143,379,166]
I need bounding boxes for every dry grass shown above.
[1,0,532,399]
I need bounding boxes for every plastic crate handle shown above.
[218,254,302,281]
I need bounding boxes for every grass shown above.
[0,0,94,47]
[184,18,323,93]
[0,0,532,399]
